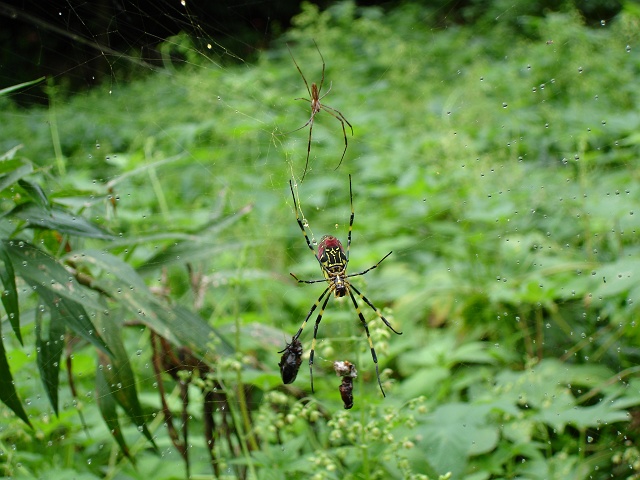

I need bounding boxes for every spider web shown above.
[1,0,638,476]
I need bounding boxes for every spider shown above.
[284,40,354,181]
[287,175,402,397]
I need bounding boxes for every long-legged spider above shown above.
[287,175,402,397]
[284,40,354,181]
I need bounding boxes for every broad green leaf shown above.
[535,394,632,432]
[8,202,116,239]
[69,249,233,359]
[32,282,110,355]
[5,241,110,354]
[95,356,132,461]
[94,311,157,449]
[0,324,32,427]
[0,159,33,194]
[5,240,104,310]
[414,402,499,478]
[35,306,66,415]
[0,241,21,344]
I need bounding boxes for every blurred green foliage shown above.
[1,1,640,478]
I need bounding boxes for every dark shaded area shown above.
[0,0,309,102]
[0,0,623,104]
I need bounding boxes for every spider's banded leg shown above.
[346,174,354,260]
[349,283,402,335]
[292,286,331,343]
[345,251,393,279]
[309,291,332,393]
[290,273,327,285]
[347,289,386,397]
[289,180,316,254]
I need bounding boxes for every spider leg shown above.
[318,81,332,100]
[347,288,386,397]
[301,113,315,181]
[346,251,393,279]
[321,105,353,170]
[349,283,402,335]
[292,286,331,343]
[308,290,332,393]
[290,272,327,285]
[289,180,316,254]
[347,174,354,261]
[312,39,325,94]
[281,109,314,135]
[287,43,312,98]
[323,104,354,135]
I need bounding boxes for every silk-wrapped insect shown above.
[334,360,357,409]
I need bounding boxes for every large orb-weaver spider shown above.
[287,175,402,397]
[284,40,354,181]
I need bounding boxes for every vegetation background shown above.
[1,0,640,479]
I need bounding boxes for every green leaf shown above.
[5,240,111,355]
[0,241,21,344]
[94,310,157,449]
[69,249,233,359]
[18,179,50,209]
[535,394,632,432]
[95,356,132,461]
[35,306,66,415]
[8,202,116,239]
[413,402,499,478]
[0,159,33,194]
[0,324,32,427]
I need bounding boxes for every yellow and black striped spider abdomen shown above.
[317,235,348,297]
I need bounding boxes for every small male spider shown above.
[287,175,401,397]
[284,40,353,181]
